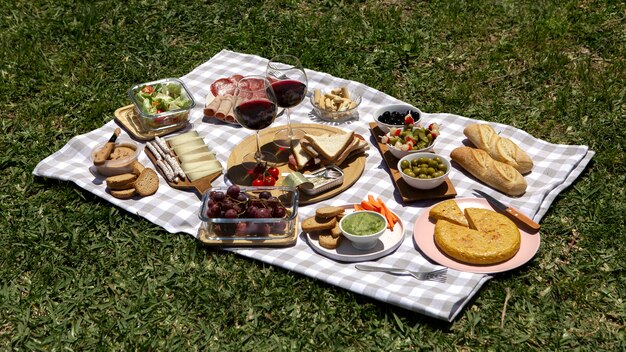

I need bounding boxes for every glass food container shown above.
[128,77,195,132]
[198,186,299,241]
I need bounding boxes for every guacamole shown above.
[342,212,386,236]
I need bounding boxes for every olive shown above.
[428,159,438,168]
[404,170,416,177]
[433,171,445,178]
[400,160,410,169]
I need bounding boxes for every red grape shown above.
[227,185,241,198]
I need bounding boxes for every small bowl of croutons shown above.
[310,86,361,122]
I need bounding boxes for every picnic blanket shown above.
[33,49,594,321]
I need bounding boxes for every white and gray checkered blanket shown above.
[33,50,594,321]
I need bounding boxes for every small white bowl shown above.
[387,137,438,159]
[397,152,451,190]
[339,211,388,250]
[373,104,422,133]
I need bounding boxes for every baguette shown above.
[463,123,533,174]
[450,146,527,196]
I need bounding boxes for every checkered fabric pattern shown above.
[33,50,594,321]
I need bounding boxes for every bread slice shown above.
[106,173,138,190]
[110,188,137,199]
[292,141,313,170]
[134,168,159,196]
[304,131,354,161]
[429,199,469,227]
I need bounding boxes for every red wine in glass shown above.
[234,99,277,130]
[266,54,308,148]
[232,76,278,167]
[271,79,307,108]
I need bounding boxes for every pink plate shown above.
[413,198,541,274]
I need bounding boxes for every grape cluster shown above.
[205,185,289,236]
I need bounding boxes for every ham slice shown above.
[215,95,234,120]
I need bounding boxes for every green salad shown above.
[133,83,193,115]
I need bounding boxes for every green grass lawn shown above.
[2,0,625,350]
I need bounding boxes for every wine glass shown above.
[232,75,278,167]
[266,54,308,148]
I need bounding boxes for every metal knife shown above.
[472,189,541,232]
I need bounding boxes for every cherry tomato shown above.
[267,167,280,179]
[263,176,276,186]
[141,85,154,94]
[252,177,264,186]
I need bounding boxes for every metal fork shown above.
[355,264,448,282]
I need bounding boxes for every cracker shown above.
[319,231,342,249]
[301,215,337,232]
[315,206,345,219]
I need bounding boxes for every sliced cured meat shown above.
[210,78,236,96]
[236,77,264,91]
[230,74,244,82]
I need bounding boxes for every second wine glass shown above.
[266,54,308,148]
[232,75,278,167]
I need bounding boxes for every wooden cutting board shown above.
[227,123,366,205]
[369,122,457,203]
[114,105,189,141]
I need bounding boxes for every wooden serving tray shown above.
[197,216,299,247]
[369,122,457,203]
[226,123,367,205]
[144,145,222,197]
[114,104,189,141]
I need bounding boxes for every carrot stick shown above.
[354,204,364,211]
[367,195,382,210]
[378,198,397,229]
[378,197,398,222]
[360,200,377,211]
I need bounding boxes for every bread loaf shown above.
[450,146,527,196]
[463,124,533,174]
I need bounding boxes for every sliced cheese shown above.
[173,144,211,156]
[178,151,217,164]
[181,159,223,174]
[166,131,199,145]
[168,137,204,149]
[186,166,223,181]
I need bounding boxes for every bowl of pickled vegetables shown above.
[397,152,450,190]
[380,122,440,159]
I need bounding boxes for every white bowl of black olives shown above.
[397,152,451,190]
[373,104,422,133]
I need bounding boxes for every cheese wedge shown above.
[168,137,205,149]
[178,151,217,164]
[173,144,211,156]
[186,166,223,181]
[166,131,199,145]
[180,159,222,174]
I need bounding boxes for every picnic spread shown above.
[33,49,594,322]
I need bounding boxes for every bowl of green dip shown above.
[339,211,388,250]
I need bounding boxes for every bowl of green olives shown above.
[397,152,451,190]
